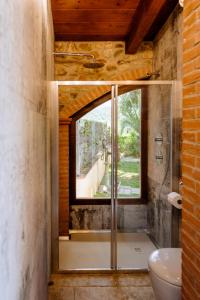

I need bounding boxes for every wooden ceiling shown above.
[51,0,178,53]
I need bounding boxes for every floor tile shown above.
[48,287,74,300]
[74,286,155,300]
[50,273,151,287]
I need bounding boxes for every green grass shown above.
[94,160,140,198]
[118,160,139,173]
[117,160,140,188]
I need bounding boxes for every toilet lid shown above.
[148,248,182,287]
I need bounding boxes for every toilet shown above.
[148,248,182,300]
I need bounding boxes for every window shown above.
[69,88,147,205]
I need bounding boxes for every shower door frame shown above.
[51,80,180,273]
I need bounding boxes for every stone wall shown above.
[147,85,173,247]
[0,1,55,299]
[70,205,147,232]
[55,41,153,118]
[147,6,183,247]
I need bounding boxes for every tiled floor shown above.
[59,232,156,270]
[48,273,155,300]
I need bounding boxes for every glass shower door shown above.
[115,83,174,270]
[59,85,113,270]
[57,81,178,271]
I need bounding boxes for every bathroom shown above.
[0,0,199,299]
[51,2,183,298]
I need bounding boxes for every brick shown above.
[182,176,196,190]
[196,108,200,118]
[183,108,196,119]
[182,199,194,215]
[183,119,200,130]
[183,96,200,107]
[183,23,199,41]
[182,274,199,300]
[182,239,197,262]
[182,186,200,203]
[182,153,196,166]
[196,182,200,193]
[184,0,200,18]
[182,131,196,142]
[193,169,200,181]
[183,70,200,85]
[184,11,198,27]
[195,209,200,225]
[182,252,200,283]
[197,132,200,143]
[196,158,200,168]
[183,60,197,74]
[182,209,200,234]
[182,164,194,177]
[183,43,200,63]
[182,142,200,156]
[182,230,200,256]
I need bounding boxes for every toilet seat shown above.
[148,248,182,287]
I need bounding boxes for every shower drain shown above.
[134,247,142,253]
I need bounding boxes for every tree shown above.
[118,90,141,157]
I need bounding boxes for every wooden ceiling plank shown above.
[51,0,141,10]
[52,9,136,23]
[125,0,168,54]
[54,22,132,35]
[55,34,125,41]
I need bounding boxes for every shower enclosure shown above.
[52,81,181,272]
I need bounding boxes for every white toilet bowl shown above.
[148,248,182,300]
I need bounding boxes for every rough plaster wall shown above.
[147,6,183,247]
[0,0,54,299]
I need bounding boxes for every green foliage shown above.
[119,90,141,134]
[118,131,140,157]
[118,90,141,156]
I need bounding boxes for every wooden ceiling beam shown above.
[51,0,140,10]
[145,0,179,40]
[125,0,168,54]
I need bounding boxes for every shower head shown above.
[83,62,105,69]
[53,51,105,69]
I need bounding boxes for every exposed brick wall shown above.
[59,120,71,236]
[182,1,200,299]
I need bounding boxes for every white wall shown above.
[0,0,55,299]
[77,157,106,198]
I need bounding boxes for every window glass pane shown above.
[117,90,141,198]
[76,100,111,199]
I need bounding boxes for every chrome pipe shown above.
[57,80,174,86]
[111,85,119,270]
[53,52,95,59]
[111,85,116,269]
[114,84,119,270]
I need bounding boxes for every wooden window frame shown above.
[69,87,148,205]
